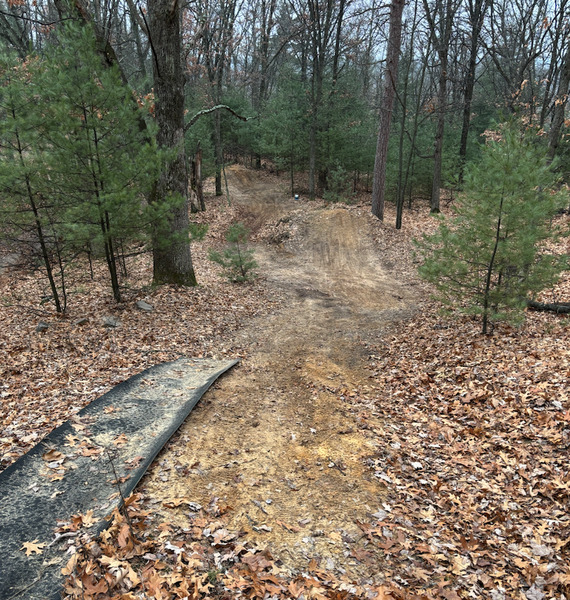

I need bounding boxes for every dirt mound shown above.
[140,165,419,582]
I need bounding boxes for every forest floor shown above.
[1,165,569,599]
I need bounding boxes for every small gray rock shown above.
[36,321,49,332]
[102,316,120,328]
[74,317,89,326]
[136,300,154,312]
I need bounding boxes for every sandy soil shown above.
[139,165,420,582]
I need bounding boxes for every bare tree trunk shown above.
[305,0,335,199]
[396,0,423,229]
[214,108,223,195]
[548,34,570,160]
[191,143,206,211]
[371,0,405,220]
[127,0,148,84]
[254,0,277,169]
[431,60,447,213]
[422,0,458,214]
[458,0,489,183]
[148,0,197,286]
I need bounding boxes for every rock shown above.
[74,318,89,326]
[36,321,49,332]
[136,300,154,312]
[102,316,120,328]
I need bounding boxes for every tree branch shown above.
[139,7,160,79]
[125,0,148,35]
[0,9,67,27]
[184,105,253,132]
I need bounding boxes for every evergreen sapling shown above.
[209,223,258,283]
[415,121,568,334]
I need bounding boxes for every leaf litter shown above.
[2,165,569,598]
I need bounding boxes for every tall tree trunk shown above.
[396,0,422,230]
[306,0,334,199]
[548,34,570,160]
[254,0,277,169]
[128,0,148,84]
[148,0,197,286]
[191,143,206,211]
[422,0,458,214]
[13,122,64,312]
[431,59,447,213]
[214,108,223,195]
[458,0,489,183]
[371,0,405,220]
[308,109,318,198]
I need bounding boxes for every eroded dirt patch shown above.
[140,165,419,580]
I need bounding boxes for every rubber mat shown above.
[0,357,239,600]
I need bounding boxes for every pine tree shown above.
[0,51,69,312]
[209,223,258,283]
[41,24,164,302]
[416,121,568,334]
[0,24,167,307]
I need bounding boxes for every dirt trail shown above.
[141,165,418,580]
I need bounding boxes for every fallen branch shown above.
[527,299,570,314]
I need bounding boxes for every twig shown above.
[105,449,134,529]
[47,531,80,548]
[139,7,160,80]
[327,457,347,476]
[5,570,46,600]
[252,499,268,515]
[12,304,54,317]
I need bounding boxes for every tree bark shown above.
[191,143,205,212]
[371,0,405,220]
[305,0,335,198]
[148,0,197,286]
[431,60,447,213]
[422,0,458,214]
[548,34,570,160]
[214,108,223,196]
[458,0,489,183]
[527,299,570,313]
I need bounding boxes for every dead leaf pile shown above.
[61,493,400,600]
[354,306,570,598]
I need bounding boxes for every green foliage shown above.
[219,89,254,158]
[416,121,568,334]
[323,162,354,204]
[0,23,163,307]
[256,73,310,174]
[0,50,70,311]
[318,75,376,177]
[209,223,258,283]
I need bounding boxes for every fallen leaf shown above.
[21,540,46,556]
